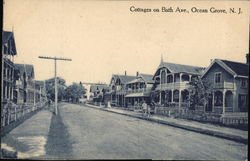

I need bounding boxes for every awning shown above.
[125,93,150,97]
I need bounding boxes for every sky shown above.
[3,0,249,85]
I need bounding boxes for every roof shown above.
[15,64,35,79]
[220,60,249,77]
[159,61,204,74]
[2,31,17,55]
[140,74,154,83]
[202,59,249,78]
[112,75,137,84]
[127,73,154,84]
[90,84,109,92]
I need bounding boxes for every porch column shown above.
[188,90,191,108]
[232,91,236,112]
[222,90,226,114]
[165,90,168,104]
[122,95,123,107]
[172,74,175,83]
[11,68,14,101]
[179,89,182,112]
[180,73,183,82]
[212,91,215,112]
[110,94,112,106]
[171,89,174,103]
[122,95,124,106]
[117,95,119,106]
[159,91,162,105]
[189,75,192,82]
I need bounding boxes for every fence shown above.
[153,105,248,128]
[1,102,46,128]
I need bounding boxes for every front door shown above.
[206,95,213,112]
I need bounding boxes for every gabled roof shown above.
[202,59,249,78]
[90,84,109,92]
[160,62,204,74]
[111,74,137,85]
[140,74,154,84]
[153,61,204,78]
[15,64,35,79]
[2,31,17,55]
[127,73,154,84]
[220,60,249,77]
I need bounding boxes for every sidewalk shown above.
[1,108,53,159]
[85,104,248,144]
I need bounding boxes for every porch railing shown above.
[213,82,234,89]
[156,81,190,90]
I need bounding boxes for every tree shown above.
[45,77,66,102]
[64,82,86,103]
[188,77,213,110]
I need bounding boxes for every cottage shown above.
[14,64,36,106]
[34,80,47,107]
[125,73,154,108]
[90,83,109,104]
[152,59,204,110]
[201,55,249,114]
[109,72,136,107]
[2,31,17,105]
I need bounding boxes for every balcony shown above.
[126,87,152,94]
[213,82,234,89]
[156,81,190,90]
[115,87,152,95]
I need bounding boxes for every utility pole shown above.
[38,56,72,115]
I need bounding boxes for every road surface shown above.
[45,103,247,160]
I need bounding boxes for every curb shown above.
[85,104,248,145]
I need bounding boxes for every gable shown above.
[202,62,234,81]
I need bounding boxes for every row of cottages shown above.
[1,31,47,126]
[107,54,248,116]
[14,64,47,107]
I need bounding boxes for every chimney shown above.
[136,71,139,76]
[125,70,127,76]
[246,53,249,64]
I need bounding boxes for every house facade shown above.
[2,31,17,106]
[90,83,109,104]
[35,80,47,107]
[14,64,37,106]
[109,72,136,107]
[201,56,249,114]
[152,60,204,111]
[125,73,154,108]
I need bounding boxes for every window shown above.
[238,94,248,112]
[214,73,222,83]
[161,70,166,84]
[241,79,247,88]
